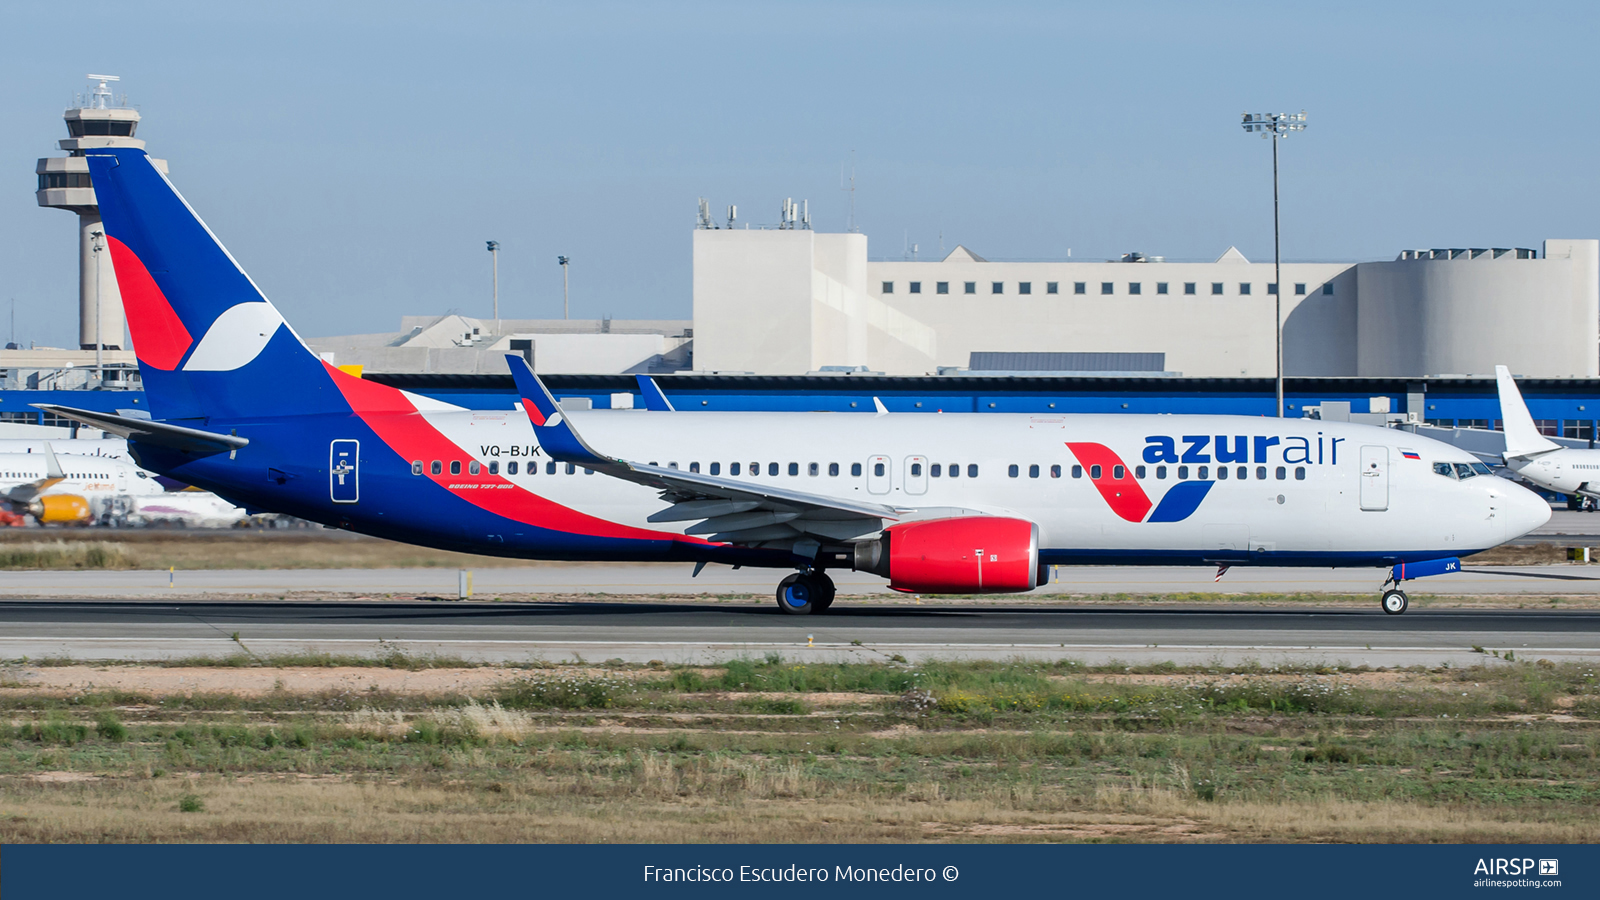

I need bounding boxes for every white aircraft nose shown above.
[1498,481,1552,541]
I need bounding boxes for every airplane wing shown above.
[31,405,249,455]
[3,443,66,504]
[635,375,675,412]
[508,355,898,543]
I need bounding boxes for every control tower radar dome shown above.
[35,75,169,354]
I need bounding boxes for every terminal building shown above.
[692,223,1599,380]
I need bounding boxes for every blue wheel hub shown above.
[783,581,811,608]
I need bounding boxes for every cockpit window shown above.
[1433,462,1456,479]
[1471,463,1493,476]
[1454,463,1477,480]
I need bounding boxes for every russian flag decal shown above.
[1400,450,1421,460]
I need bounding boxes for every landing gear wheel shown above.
[811,572,836,613]
[776,573,818,615]
[1381,589,1409,616]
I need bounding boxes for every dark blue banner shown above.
[4,844,1594,898]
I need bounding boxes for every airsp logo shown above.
[1473,858,1552,876]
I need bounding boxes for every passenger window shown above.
[1090,464,1102,480]
[1276,466,1286,480]
[566,463,576,474]
[1008,464,1019,478]
[750,461,759,475]
[808,462,819,476]
[689,462,700,473]
[1256,466,1266,480]
[931,464,942,477]
[829,463,840,476]
[711,462,721,475]
[488,461,499,475]
[543,461,554,474]
[430,460,442,475]
[585,468,594,475]
[967,464,978,478]
[768,462,779,476]
[411,461,423,475]
[1217,466,1228,480]
[1113,465,1125,479]
[1237,466,1247,480]
[949,464,960,479]
[1454,463,1476,480]
[469,461,481,475]
[1156,465,1167,479]
[731,462,741,475]
[851,463,863,477]
[911,463,922,477]
[1071,465,1082,478]
[668,462,679,470]
[508,461,519,475]
[1134,465,1145,479]
[1294,466,1306,480]
[1178,466,1189,479]
[874,462,885,477]
[1029,464,1040,478]
[450,461,462,475]
[788,462,799,476]
[1050,464,1061,478]
[1198,466,1209,479]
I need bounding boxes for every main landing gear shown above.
[776,571,836,615]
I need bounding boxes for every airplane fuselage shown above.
[134,408,1541,569]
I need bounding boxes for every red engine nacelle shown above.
[852,516,1041,593]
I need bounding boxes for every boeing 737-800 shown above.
[45,147,1551,615]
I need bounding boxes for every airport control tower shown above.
[35,75,168,352]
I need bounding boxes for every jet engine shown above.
[851,516,1041,593]
[27,495,92,525]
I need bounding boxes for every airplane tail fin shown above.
[82,147,334,422]
[1495,365,1560,458]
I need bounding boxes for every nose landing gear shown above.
[775,571,836,615]
[1380,588,1409,615]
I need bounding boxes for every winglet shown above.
[635,375,675,412]
[41,442,64,481]
[1495,365,1561,458]
[505,355,611,468]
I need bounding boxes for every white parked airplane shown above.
[0,447,164,525]
[124,492,248,528]
[1496,364,1600,505]
[49,144,1557,617]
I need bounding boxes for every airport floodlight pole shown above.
[558,256,570,320]
[91,229,104,385]
[1240,110,1306,418]
[486,241,500,333]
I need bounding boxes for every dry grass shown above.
[0,658,1594,843]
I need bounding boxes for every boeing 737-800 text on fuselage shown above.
[51,148,1551,615]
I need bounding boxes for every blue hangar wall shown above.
[4,375,1597,439]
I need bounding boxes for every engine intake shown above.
[27,495,92,525]
[853,516,1040,593]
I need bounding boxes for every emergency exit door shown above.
[330,440,360,503]
[1359,445,1388,511]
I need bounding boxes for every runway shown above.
[1,599,1596,667]
[1,561,1599,598]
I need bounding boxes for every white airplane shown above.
[124,492,248,528]
[49,144,1557,617]
[1496,364,1599,506]
[0,447,164,525]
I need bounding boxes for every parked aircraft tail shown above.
[1495,365,1561,459]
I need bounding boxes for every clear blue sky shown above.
[1,0,1596,347]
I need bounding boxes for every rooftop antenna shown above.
[727,204,737,229]
[696,198,713,229]
[841,150,857,233]
[801,199,809,230]
[85,74,119,109]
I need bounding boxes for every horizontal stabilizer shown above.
[32,405,249,454]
